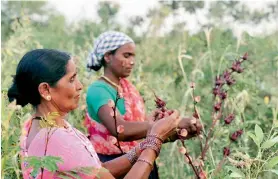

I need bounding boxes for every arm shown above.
[101,145,140,177]
[124,149,156,179]
[99,110,181,179]
[98,148,155,179]
[98,105,152,141]
[87,86,152,141]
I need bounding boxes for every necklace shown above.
[33,112,67,129]
[101,75,120,89]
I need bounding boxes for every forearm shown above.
[116,120,150,141]
[98,106,151,141]
[102,155,131,178]
[124,149,156,179]
[102,146,141,177]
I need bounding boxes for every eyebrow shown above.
[124,52,135,56]
[70,72,77,78]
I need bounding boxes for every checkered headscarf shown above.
[87,31,134,71]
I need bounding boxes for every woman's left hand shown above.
[164,117,203,142]
[146,109,161,135]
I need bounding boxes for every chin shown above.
[122,73,131,78]
[69,104,79,111]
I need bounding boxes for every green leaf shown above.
[261,136,278,149]
[255,124,264,145]
[42,160,58,172]
[30,166,40,177]
[62,171,82,179]
[41,156,63,172]
[269,169,278,176]
[24,156,42,169]
[78,167,95,175]
[56,173,73,179]
[248,132,260,147]
[266,156,278,169]
[226,166,245,178]
[230,172,244,178]
[99,167,109,173]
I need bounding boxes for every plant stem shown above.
[201,110,221,160]
[113,92,124,154]
[181,141,200,179]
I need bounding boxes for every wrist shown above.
[141,135,162,156]
[126,147,138,165]
[141,148,156,156]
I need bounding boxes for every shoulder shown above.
[87,81,116,99]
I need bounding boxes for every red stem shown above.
[113,92,124,154]
[200,109,222,160]
[181,141,200,179]
[192,87,203,151]
[212,143,231,176]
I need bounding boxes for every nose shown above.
[76,78,83,91]
[130,57,135,66]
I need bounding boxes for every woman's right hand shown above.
[149,110,181,141]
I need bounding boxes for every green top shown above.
[86,80,126,123]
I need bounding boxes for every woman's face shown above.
[49,59,83,113]
[107,43,136,78]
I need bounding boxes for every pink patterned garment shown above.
[20,119,102,179]
[84,78,146,155]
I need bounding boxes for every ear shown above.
[104,52,112,64]
[38,82,51,100]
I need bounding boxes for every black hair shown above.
[8,49,71,107]
[88,48,118,71]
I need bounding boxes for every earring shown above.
[46,95,51,101]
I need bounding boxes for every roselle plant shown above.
[149,53,249,179]
[185,52,249,178]
[107,88,125,154]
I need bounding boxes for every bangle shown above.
[138,140,146,152]
[137,158,153,169]
[147,134,164,142]
[141,136,162,156]
[126,147,138,165]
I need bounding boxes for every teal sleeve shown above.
[86,86,114,122]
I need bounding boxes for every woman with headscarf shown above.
[85,31,202,178]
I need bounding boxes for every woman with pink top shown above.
[9,49,195,178]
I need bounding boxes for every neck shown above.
[103,69,120,85]
[35,102,67,127]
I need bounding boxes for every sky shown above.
[48,0,278,36]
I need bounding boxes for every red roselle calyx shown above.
[213,87,221,96]
[154,95,166,109]
[231,60,244,73]
[223,147,230,156]
[219,91,227,100]
[224,114,235,124]
[222,70,236,86]
[215,76,224,86]
[226,77,236,86]
[230,129,243,141]
[214,102,222,112]
[153,94,175,120]
[242,52,248,60]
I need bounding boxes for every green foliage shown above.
[24,156,63,177]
